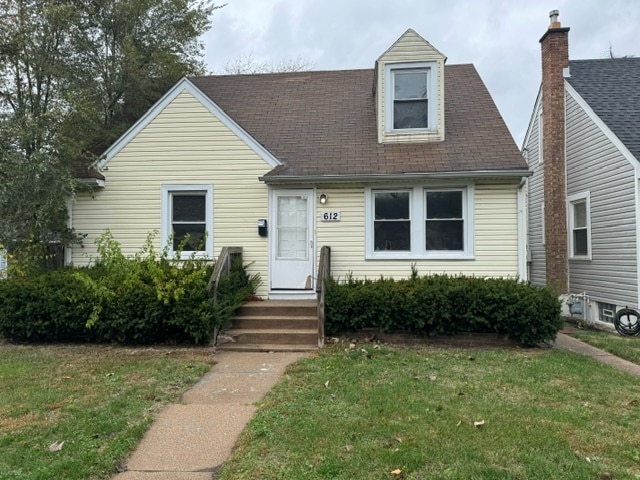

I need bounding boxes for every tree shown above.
[223,52,314,74]
[0,0,221,268]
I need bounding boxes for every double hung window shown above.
[568,192,591,259]
[162,185,213,258]
[385,62,438,134]
[393,70,429,129]
[368,186,472,259]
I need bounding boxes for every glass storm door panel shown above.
[271,190,314,290]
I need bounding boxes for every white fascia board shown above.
[565,82,639,172]
[521,85,542,152]
[96,77,281,171]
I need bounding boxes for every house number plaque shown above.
[322,212,341,221]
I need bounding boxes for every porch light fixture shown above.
[319,193,328,204]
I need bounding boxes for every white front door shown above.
[270,189,314,290]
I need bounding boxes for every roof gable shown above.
[377,28,447,64]
[566,58,640,161]
[96,78,280,170]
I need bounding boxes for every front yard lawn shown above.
[218,343,640,480]
[0,343,213,480]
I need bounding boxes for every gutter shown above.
[260,169,532,184]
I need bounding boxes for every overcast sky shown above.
[201,0,639,145]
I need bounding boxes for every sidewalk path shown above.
[112,330,640,479]
[554,329,640,377]
[114,350,308,480]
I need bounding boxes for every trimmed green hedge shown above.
[325,274,562,345]
[0,232,258,344]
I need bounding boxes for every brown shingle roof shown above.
[189,65,526,180]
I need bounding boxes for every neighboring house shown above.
[71,29,528,299]
[524,11,640,325]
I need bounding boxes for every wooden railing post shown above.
[316,246,331,348]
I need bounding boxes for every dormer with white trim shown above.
[376,29,446,144]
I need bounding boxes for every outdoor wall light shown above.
[319,193,328,204]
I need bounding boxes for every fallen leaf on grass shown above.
[474,420,485,427]
[456,420,462,426]
[324,380,330,388]
[429,374,437,381]
[49,440,64,452]
[391,469,402,475]
[344,445,354,453]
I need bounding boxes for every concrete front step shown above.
[237,300,317,317]
[216,300,320,351]
[232,315,318,330]
[224,329,317,345]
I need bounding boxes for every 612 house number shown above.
[322,212,341,221]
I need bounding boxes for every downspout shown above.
[517,178,527,280]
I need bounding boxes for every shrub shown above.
[0,231,258,344]
[325,273,562,345]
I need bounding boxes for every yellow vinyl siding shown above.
[316,183,519,280]
[71,90,272,297]
[376,29,446,144]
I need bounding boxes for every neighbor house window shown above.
[385,62,438,133]
[568,192,591,259]
[162,184,213,258]
[425,190,464,251]
[367,185,473,259]
[374,191,411,251]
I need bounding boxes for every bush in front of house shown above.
[0,231,258,344]
[325,273,562,345]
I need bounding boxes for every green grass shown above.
[218,343,640,480]
[570,326,640,365]
[0,343,214,480]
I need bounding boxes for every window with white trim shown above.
[568,192,591,259]
[367,185,473,259]
[374,190,411,251]
[162,185,213,258]
[425,190,464,251]
[385,62,438,133]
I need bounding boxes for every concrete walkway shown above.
[553,328,640,377]
[113,350,308,480]
[112,329,640,479]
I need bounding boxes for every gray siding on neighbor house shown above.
[525,102,546,286]
[565,92,639,307]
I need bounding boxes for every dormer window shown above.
[384,62,438,135]
[393,69,429,129]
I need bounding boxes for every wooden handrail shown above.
[207,246,243,304]
[316,245,331,348]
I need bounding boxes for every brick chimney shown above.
[540,10,570,292]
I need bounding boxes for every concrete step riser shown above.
[238,306,317,317]
[231,332,318,345]
[233,317,318,330]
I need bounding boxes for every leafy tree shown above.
[0,0,221,269]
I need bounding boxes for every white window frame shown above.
[385,62,438,134]
[161,184,214,259]
[366,184,474,260]
[568,192,591,260]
